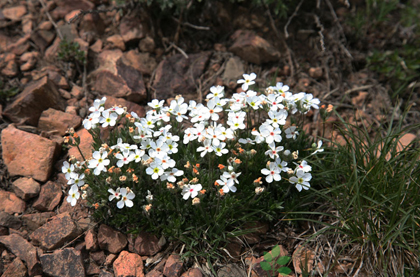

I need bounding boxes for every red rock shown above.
[292,245,315,274]
[90,39,103,53]
[85,229,99,251]
[45,37,61,61]
[222,56,244,81]
[106,34,126,51]
[181,268,202,277]
[89,50,147,102]
[100,270,114,277]
[0,226,9,235]
[38,21,53,30]
[4,129,58,179]
[68,128,94,160]
[225,241,242,260]
[105,253,117,265]
[0,191,26,214]
[0,211,22,229]
[113,250,144,277]
[32,181,62,211]
[86,260,102,275]
[65,9,82,23]
[397,133,416,152]
[146,270,163,277]
[309,67,323,79]
[2,257,27,277]
[0,233,42,275]
[38,108,82,136]
[21,212,55,231]
[98,224,127,254]
[49,70,69,89]
[11,177,41,201]
[2,76,65,126]
[133,231,161,256]
[39,248,85,277]
[163,254,183,277]
[90,251,106,265]
[50,0,94,20]
[120,14,145,42]
[20,51,39,71]
[229,30,281,65]
[70,85,83,99]
[79,13,105,40]
[121,50,157,76]
[1,59,18,77]
[139,36,155,53]
[30,212,82,250]
[2,6,27,21]
[152,52,211,101]
[104,96,146,118]
[30,29,56,52]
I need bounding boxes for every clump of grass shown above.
[307,108,420,276]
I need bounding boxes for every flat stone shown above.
[32,181,62,212]
[163,254,183,277]
[181,268,203,277]
[152,52,211,101]
[223,56,244,82]
[89,50,147,102]
[90,251,106,265]
[38,108,82,136]
[229,30,281,65]
[106,34,126,51]
[2,76,65,126]
[292,245,315,274]
[139,36,155,53]
[0,233,42,275]
[97,224,127,254]
[121,50,157,76]
[50,0,94,20]
[20,51,39,72]
[133,231,161,256]
[12,177,41,201]
[21,212,55,231]
[68,128,93,161]
[119,14,145,42]
[1,125,59,182]
[2,257,27,277]
[2,6,27,21]
[30,212,81,250]
[145,270,163,277]
[0,191,26,214]
[30,30,56,52]
[85,229,99,251]
[113,250,144,277]
[1,59,18,77]
[0,211,22,229]
[40,248,85,277]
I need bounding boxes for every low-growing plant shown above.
[260,245,292,276]
[0,80,19,104]
[63,73,323,258]
[306,108,420,276]
[57,37,86,66]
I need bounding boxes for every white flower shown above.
[237,73,257,91]
[146,159,164,180]
[89,97,106,113]
[68,173,85,187]
[100,110,118,127]
[181,184,202,200]
[148,99,165,110]
[160,168,184,183]
[222,171,241,184]
[207,85,224,99]
[285,126,299,140]
[62,161,75,180]
[265,142,284,159]
[146,190,153,202]
[213,142,229,156]
[133,149,145,163]
[197,139,214,157]
[289,170,312,192]
[266,110,287,128]
[117,188,135,209]
[116,151,135,167]
[261,163,281,183]
[246,95,262,110]
[88,151,110,175]
[216,176,237,193]
[296,160,312,173]
[311,140,324,155]
[83,114,100,130]
[108,187,121,201]
[67,185,80,206]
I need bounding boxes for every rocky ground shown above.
[0,0,419,276]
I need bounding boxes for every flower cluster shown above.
[63,73,322,215]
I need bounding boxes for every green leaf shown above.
[263,252,273,263]
[277,267,292,275]
[260,261,272,271]
[271,245,281,258]
[276,256,291,266]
